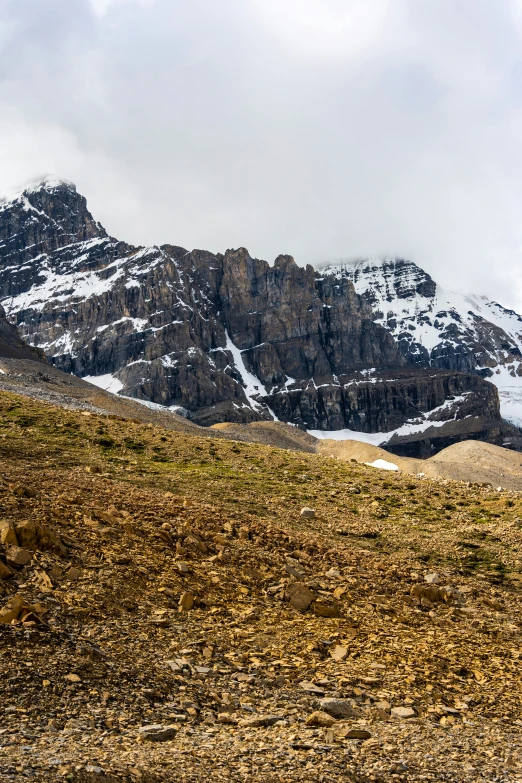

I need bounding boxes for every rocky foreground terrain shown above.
[1,391,522,782]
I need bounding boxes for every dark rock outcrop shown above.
[0,304,45,363]
[0,179,515,452]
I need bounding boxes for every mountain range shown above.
[0,177,521,456]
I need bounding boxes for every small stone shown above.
[217,713,238,725]
[325,568,341,578]
[65,567,81,581]
[391,706,416,719]
[319,698,357,719]
[239,715,283,728]
[312,600,340,618]
[330,645,348,662]
[138,724,177,742]
[287,583,315,613]
[410,584,448,606]
[176,561,190,574]
[86,465,102,474]
[389,762,409,774]
[482,597,504,611]
[299,681,325,695]
[344,729,372,740]
[306,710,336,727]
[424,573,440,584]
[300,507,315,519]
[285,559,305,578]
[6,546,32,567]
[178,592,195,611]
[64,673,81,683]
[34,569,53,592]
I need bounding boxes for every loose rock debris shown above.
[0,391,522,781]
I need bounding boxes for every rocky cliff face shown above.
[324,258,522,428]
[0,179,515,451]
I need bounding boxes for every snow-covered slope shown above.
[321,258,522,428]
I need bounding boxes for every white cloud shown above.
[1,0,522,312]
[89,0,152,17]
[250,0,390,59]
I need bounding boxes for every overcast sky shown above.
[2,0,522,311]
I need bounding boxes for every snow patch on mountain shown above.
[365,458,399,471]
[225,331,265,413]
[83,373,124,394]
[308,392,472,445]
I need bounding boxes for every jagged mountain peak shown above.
[0,178,109,287]
[0,176,100,235]
[24,175,77,195]
[0,176,77,207]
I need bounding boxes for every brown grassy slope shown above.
[1,391,522,782]
[0,358,318,452]
[210,421,317,452]
[0,357,206,434]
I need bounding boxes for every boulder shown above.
[14,520,66,556]
[0,561,13,580]
[0,520,18,546]
[319,699,357,719]
[306,711,336,727]
[178,592,195,611]
[0,595,25,623]
[6,546,32,567]
[138,725,177,742]
[286,583,315,613]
